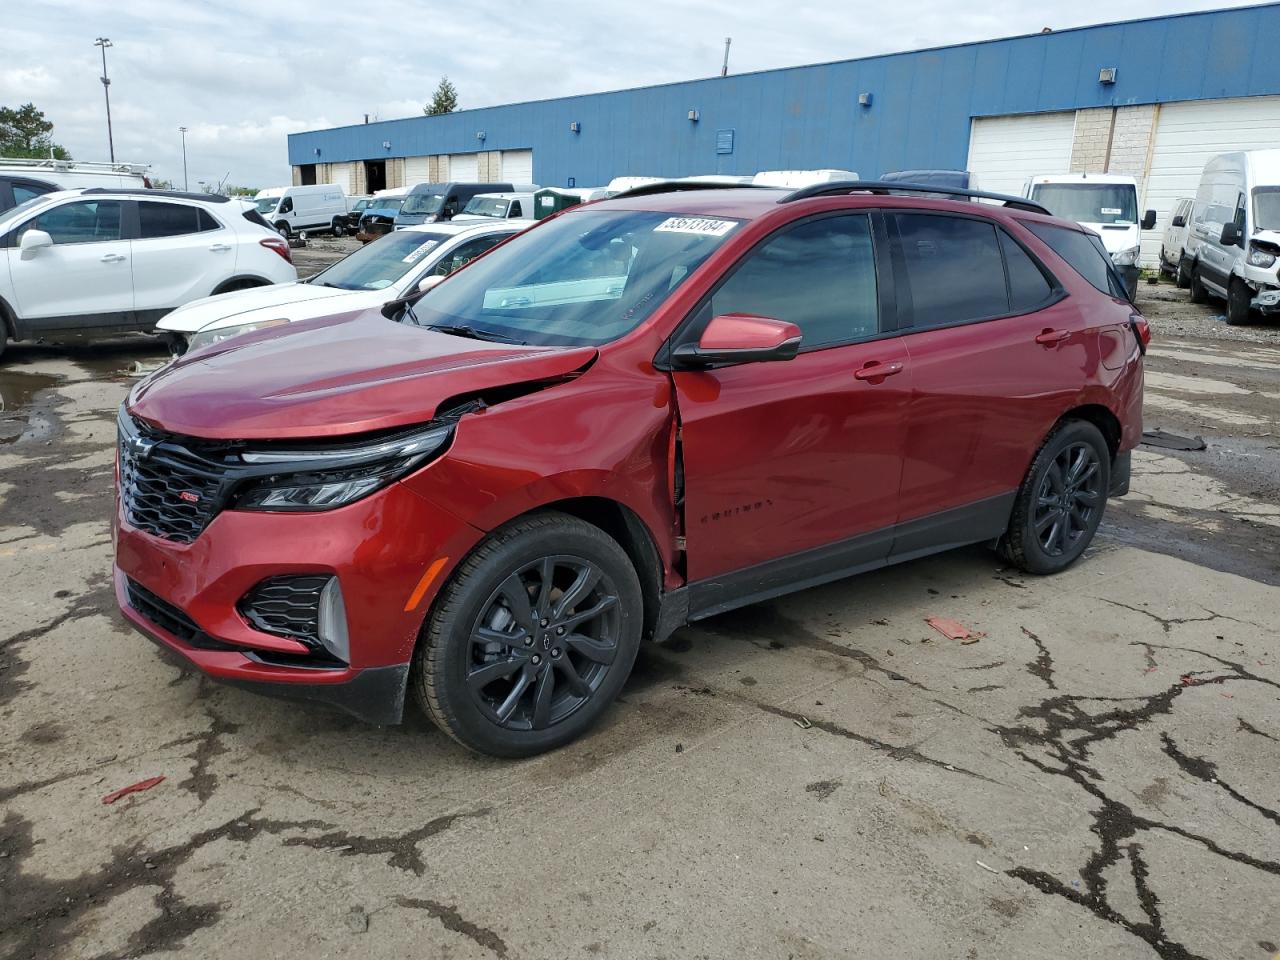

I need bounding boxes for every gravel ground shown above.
[0,278,1277,960]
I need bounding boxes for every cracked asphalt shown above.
[1,278,1277,960]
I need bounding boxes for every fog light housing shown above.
[317,577,350,664]
[239,574,350,664]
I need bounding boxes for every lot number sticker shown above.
[402,240,440,264]
[655,217,738,237]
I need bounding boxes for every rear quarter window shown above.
[1023,221,1126,299]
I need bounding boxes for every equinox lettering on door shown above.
[701,499,773,524]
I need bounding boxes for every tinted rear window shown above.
[892,214,1008,328]
[138,201,219,238]
[1024,221,1124,298]
[1000,231,1054,313]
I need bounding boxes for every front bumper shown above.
[114,478,482,723]
[1250,285,1280,314]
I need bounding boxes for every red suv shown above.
[114,181,1146,756]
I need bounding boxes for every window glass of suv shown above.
[25,199,123,244]
[709,214,878,348]
[409,208,741,346]
[892,214,1009,327]
[1024,221,1125,299]
[138,201,219,238]
[999,231,1054,312]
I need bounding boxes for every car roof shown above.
[79,187,233,203]
[402,220,522,236]
[469,192,532,200]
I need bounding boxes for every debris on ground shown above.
[925,617,986,644]
[101,775,165,805]
[1141,429,1207,451]
[345,906,369,933]
[793,716,813,729]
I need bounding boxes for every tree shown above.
[0,102,71,160]
[424,77,459,116]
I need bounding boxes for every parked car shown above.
[881,169,978,191]
[1159,198,1195,285]
[1182,150,1280,324]
[114,181,1145,757]
[395,182,530,228]
[1023,174,1156,299]
[533,186,608,219]
[340,195,375,235]
[157,220,523,352]
[451,192,535,222]
[357,193,407,242]
[253,184,349,238]
[0,188,294,356]
[751,169,860,187]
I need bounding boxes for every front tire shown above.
[413,512,643,757]
[1226,278,1252,326]
[1175,257,1191,289]
[1002,420,1110,576]
[1189,265,1209,304]
[274,221,291,239]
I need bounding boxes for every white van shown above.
[451,192,536,222]
[751,169,860,188]
[1023,174,1156,298]
[1159,198,1195,284]
[252,184,349,238]
[1183,150,1280,325]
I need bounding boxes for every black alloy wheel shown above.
[1002,420,1111,575]
[465,555,621,731]
[1033,442,1104,559]
[414,512,642,757]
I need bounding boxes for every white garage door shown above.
[325,162,353,193]
[404,155,432,186]
[967,112,1077,197]
[1141,96,1280,265]
[449,152,479,182]
[501,149,534,185]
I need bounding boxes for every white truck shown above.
[0,158,151,214]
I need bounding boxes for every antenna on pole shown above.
[721,37,732,77]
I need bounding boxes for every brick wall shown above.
[1069,105,1155,176]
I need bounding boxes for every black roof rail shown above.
[80,187,232,203]
[777,180,1051,215]
[609,180,766,200]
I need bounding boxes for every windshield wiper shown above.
[425,323,527,345]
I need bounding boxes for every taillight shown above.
[1128,313,1151,354]
[260,237,293,265]
[143,176,153,189]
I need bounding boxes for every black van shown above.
[394,182,514,228]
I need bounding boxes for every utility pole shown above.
[178,126,188,190]
[94,37,115,162]
[721,37,732,77]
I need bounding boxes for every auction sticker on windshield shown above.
[654,217,738,236]
[402,240,440,264]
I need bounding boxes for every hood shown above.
[156,281,365,333]
[1252,228,1280,252]
[1081,221,1139,255]
[128,311,597,440]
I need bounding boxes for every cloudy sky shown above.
[1,0,1248,189]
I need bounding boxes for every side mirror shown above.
[1141,209,1157,230]
[417,273,447,293]
[1220,222,1241,247]
[672,313,802,367]
[1171,214,1185,228]
[19,229,53,259]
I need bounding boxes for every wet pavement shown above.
[0,283,1277,960]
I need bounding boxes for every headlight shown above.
[233,422,453,512]
[188,317,290,352]
[1247,245,1278,269]
[1111,245,1142,267]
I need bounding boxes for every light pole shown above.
[178,126,188,190]
[94,37,115,162]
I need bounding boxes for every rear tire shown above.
[413,512,643,757]
[1175,257,1191,289]
[1189,265,1209,304]
[1002,420,1110,576]
[1226,278,1252,326]
[331,217,347,237]
[274,221,291,239]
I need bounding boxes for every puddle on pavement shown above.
[0,370,61,444]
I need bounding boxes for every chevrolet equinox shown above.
[114,181,1146,757]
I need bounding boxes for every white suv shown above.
[0,188,296,357]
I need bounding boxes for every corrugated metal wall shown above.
[289,4,1280,188]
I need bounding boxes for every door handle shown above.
[853,360,905,381]
[100,253,127,263]
[208,243,232,252]
[1035,328,1071,346]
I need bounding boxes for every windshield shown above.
[312,230,453,290]
[254,196,280,214]
[402,190,445,214]
[352,198,372,213]
[410,209,740,346]
[368,198,404,214]
[462,197,509,218]
[1255,187,1280,232]
[1031,183,1138,225]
